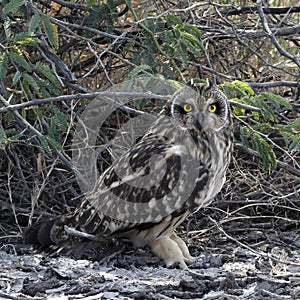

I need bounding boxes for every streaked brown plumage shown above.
[23,82,233,269]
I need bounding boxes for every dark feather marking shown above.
[103,140,182,204]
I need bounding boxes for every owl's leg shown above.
[150,237,188,269]
[170,233,196,264]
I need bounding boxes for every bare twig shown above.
[236,143,300,177]
[247,81,299,89]
[0,91,261,114]
[207,215,300,267]
[222,5,300,16]
[0,95,74,170]
[256,2,300,69]
[228,100,261,112]
[0,92,170,114]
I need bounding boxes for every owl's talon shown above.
[149,235,194,269]
[170,233,196,265]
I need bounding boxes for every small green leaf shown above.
[40,135,52,154]
[45,132,63,151]
[181,32,202,46]
[35,62,61,89]
[253,133,277,171]
[233,106,245,116]
[11,32,38,45]
[185,24,202,38]
[167,80,183,89]
[127,64,153,79]
[259,92,292,110]
[29,14,41,32]
[36,81,51,98]
[3,19,13,40]
[252,111,260,121]
[3,0,26,14]
[288,137,300,152]
[232,80,255,96]
[12,71,22,85]
[22,73,41,96]
[178,41,188,66]
[8,49,32,72]
[240,126,250,149]
[165,15,183,26]
[183,38,202,57]
[0,52,8,79]
[86,0,97,10]
[0,129,23,144]
[42,15,58,49]
[254,96,276,121]
[288,117,300,130]
[223,81,250,98]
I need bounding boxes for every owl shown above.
[23,82,233,269]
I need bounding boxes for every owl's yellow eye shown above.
[208,104,217,113]
[183,104,193,112]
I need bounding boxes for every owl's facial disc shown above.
[169,97,194,129]
[198,98,229,131]
[169,85,230,133]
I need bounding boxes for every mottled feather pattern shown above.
[23,82,233,269]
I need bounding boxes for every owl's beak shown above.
[196,113,203,131]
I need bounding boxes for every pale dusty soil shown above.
[1,216,300,300]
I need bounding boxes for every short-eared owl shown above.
[24,82,233,269]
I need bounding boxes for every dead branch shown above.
[0,92,169,114]
[236,143,300,177]
[222,5,300,16]
[256,2,300,68]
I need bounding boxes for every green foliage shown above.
[22,104,70,154]
[0,52,8,79]
[85,0,119,36]
[35,62,61,96]
[28,14,41,32]
[41,14,59,49]
[0,11,62,99]
[123,6,204,79]
[0,0,298,176]
[127,65,154,79]
[0,128,24,146]
[8,47,32,72]
[164,15,204,66]
[0,2,65,153]
[47,105,69,142]
[240,126,277,171]
[2,0,25,14]
[223,81,299,171]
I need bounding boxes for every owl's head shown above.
[168,82,231,133]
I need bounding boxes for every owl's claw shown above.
[170,233,196,264]
[150,233,195,269]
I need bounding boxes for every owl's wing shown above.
[23,134,209,248]
[70,134,209,239]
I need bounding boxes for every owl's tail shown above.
[22,215,110,255]
[23,216,63,247]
